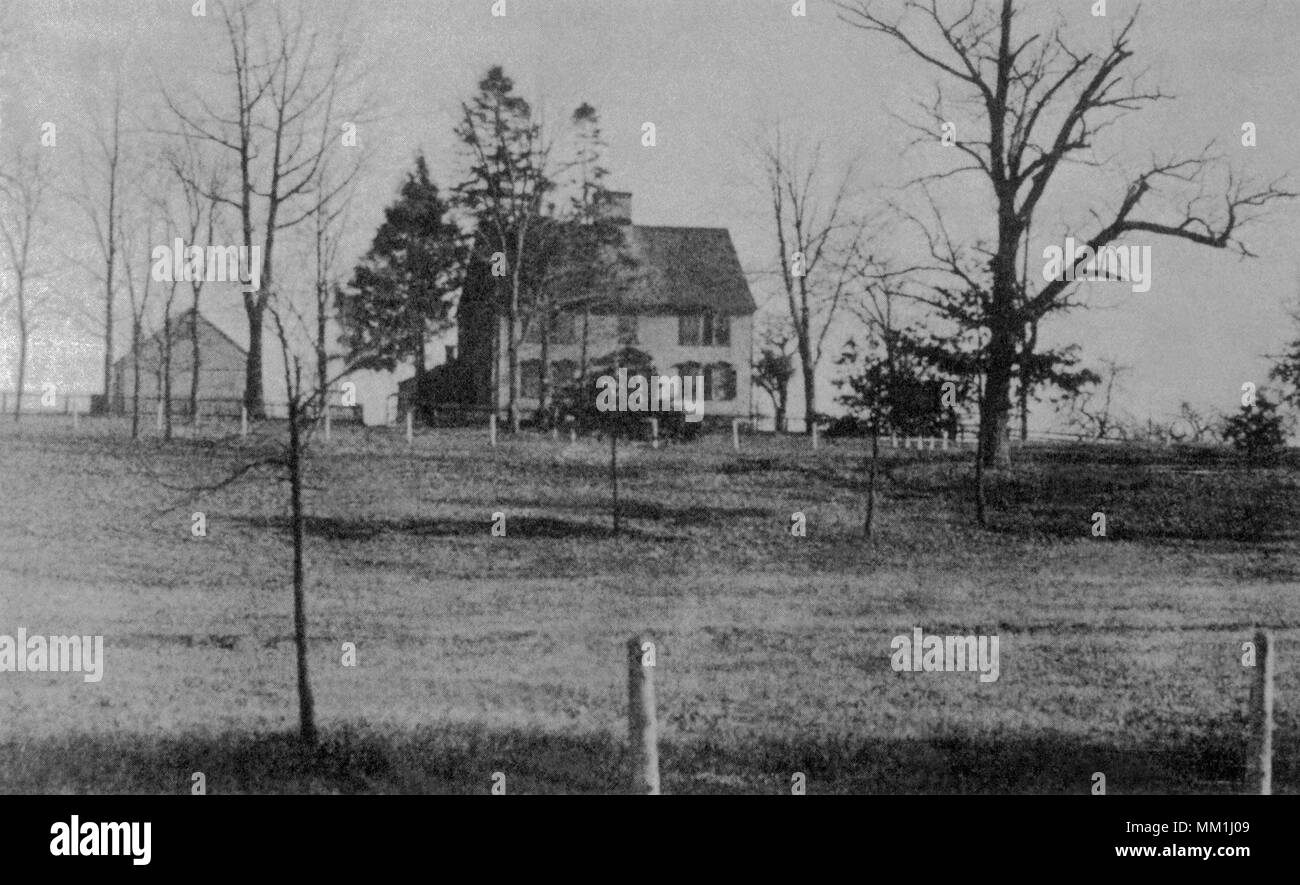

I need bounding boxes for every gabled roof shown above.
[601,225,756,316]
[471,222,757,317]
[112,308,247,369]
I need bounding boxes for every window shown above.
[677,311,730,347]
[553,312,578,345]
[523,318,542,345]
[616,314,638,345]
[550,359,579,387]
[521,359,543,399]
[706,362,736,401]
[710,313,730,347]
[678,315,701,346]
[525,312,578,345]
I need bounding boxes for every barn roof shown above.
[111,308,246,370]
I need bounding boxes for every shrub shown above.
[1222,394,1289,465]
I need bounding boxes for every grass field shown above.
[1,416,1297,794]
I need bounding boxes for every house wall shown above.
[499,309,754,420]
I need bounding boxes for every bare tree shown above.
[162,0,369,419]
[268,302,319,746]
[145,282,371,746]
[163,140,229,425]
[839,0,1296,464]
[306,162,355,409]
[0,146,53,422]
[1174,401,1218,444]
[69,82,127,412]
[1067,357,1129,441]
[758,125,860,433]
[752,314,797,432]
[154,204,183,441]
[116,195,159,440]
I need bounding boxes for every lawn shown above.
[0,416,1297,793]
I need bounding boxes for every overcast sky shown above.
[2,0,1297,430]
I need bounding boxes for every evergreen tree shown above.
[1223,393,1289,465]
[454,66,554,433]
[337,154,464,380]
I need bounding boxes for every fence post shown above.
[732,418,740,453]
[627,635,661,795]
[324,406,332,443]
[649,417,659,450]
[240,406,248,439]
[1248,628,1275,795]
[940,434,948,451]
[489,412,497,446]
[891,433,897,448]
[570,428,577,444]
[812,423,819,450]
[406,409,414,445]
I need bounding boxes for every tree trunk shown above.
[980,200,1021,466]
[190,297,201,424]
[506,304,521,434]
[102,286,114,410]
[287,395,317,747]
[1019,384,1029,443]
[411,331,426,424]
[130,319,142,439]
[799,340,816,434]
[538,320,551,426]
[579,310,590,379]
[1017,320,1037,443]
[317,290,330,410]
[609,431,619,535]
[974,394,988,528]
[864,424,879,538]
[980,335,1014,468]
[13,293,27,422]
[162,306,174,440]
[243,295,266,419]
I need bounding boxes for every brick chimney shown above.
[594,191,632,225]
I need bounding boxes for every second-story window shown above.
[678,311,730,347]
[527,311,579,345]
[617,314,638,345]
[553,312,578,345]
[709,312,730,347]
